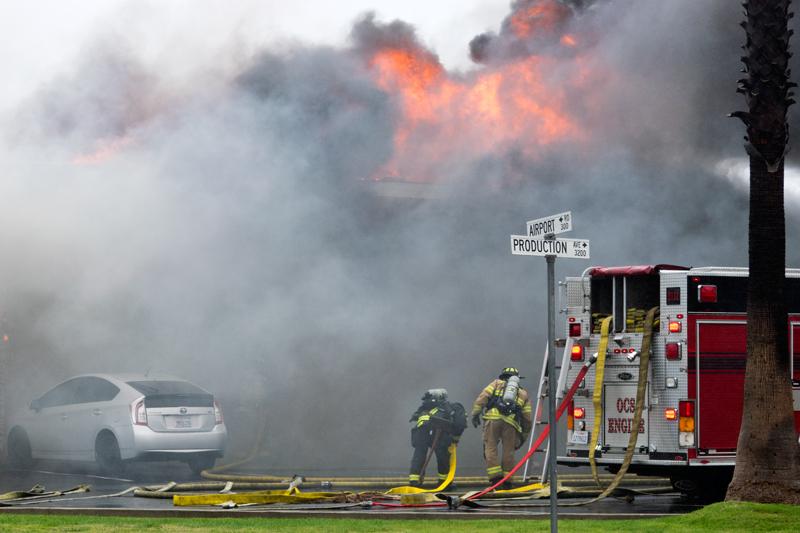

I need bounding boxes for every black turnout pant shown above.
[409,427,453,482]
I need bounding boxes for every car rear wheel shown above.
[95,432,125,476]
[187,454,216,476]
[7,428,34,469]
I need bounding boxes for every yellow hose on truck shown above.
[588,315,613,487]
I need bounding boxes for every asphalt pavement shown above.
[0,461,706,518]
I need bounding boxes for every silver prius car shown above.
[6,374,227,475]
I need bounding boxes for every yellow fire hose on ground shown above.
[0,484,90,503]
[147,443,460,506]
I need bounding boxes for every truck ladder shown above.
[522,338,572,482]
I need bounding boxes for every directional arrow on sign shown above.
[527,211,572,237]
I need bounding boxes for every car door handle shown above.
[92,409,102,416]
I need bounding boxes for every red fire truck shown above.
[557,265,800,497]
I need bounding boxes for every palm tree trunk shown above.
[726,0,800,503]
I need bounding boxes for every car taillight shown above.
[214,401,223,426]
[678,400,695,447]
[571,345,584,361]
[665,342,682,360]
[132,398,147,426]
[698,285,717,303]
[568,322,582,337]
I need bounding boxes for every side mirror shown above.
[30,399,42,412]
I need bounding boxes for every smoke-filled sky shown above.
[2,0,800,472]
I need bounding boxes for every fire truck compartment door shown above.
[792,322,800,432]
[696,321,746,452]
[603,384,648,449]
[792,322,800,385]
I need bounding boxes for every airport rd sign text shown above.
[527,211,572,237]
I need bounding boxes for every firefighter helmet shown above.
[499,367,520,379]
[422,388,448,403]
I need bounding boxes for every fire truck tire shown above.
[670,471,731,503]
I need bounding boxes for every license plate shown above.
[571,430,588,444]
[172,416,192,429]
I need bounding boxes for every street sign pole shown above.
[546,251,558,533]
[509,211,589,533]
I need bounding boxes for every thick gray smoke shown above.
[470,0,594,63]
[1,1,799,473]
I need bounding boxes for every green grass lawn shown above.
[0,502,797,532]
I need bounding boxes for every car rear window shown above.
[127,380,208,396]
[127,380,214,408]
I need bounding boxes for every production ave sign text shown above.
[510,236,590,258]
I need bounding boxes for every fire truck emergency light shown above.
[668,321,682,333]
[571,345,584,361]
[666,287,681,305]
[664,408,677,420]
[678,400,696,446]
[698,284,717,303]
[665,342,682,360]
[573,407,585,419]
[569,322,582,337]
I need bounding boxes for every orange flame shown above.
[561,34,578,47]
[367,42,587,182]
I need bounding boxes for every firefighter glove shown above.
[471,413,481,428]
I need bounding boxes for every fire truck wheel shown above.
[671,475,730,503]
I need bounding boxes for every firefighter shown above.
[408,388,467,488]
[471,367,533,488]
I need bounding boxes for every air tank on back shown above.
[501,375,520,406]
